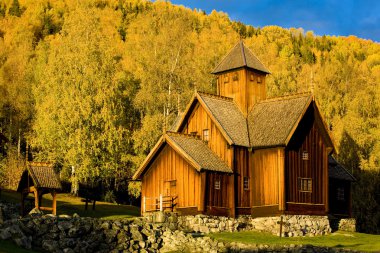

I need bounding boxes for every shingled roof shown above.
[17,163,62,191]
[248,93,313,148]
[211,41,270,74]
[167,133,232,173]
[197,93,250,147]
[133,133,232,179]
[329,156,356,181]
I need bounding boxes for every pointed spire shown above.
[212,41,270,74]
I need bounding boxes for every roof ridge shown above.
[166,131,201,140]
[240,41,247,66]
[29,161,53,167]
[197,91,234,102]
[258,92,312,103]
[243,43,271,74]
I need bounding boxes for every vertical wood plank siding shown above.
[251,148,281,207]
[181,103,232,168]
[216,69,266,116]
[180,101,234,213]
[285,105,327,209]
[141,145,201,212]
[235,147,251,207]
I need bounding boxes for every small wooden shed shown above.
[17,162,62,215]
[328,156,356,217]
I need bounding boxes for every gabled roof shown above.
[248,93,313,148]
[328,156,356,181]
[211,41,270,74]
[133,132,232,180]
[175,92,250,147]
[17,162,62,192]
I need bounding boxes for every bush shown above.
[353,170,380,234]
[104,190,116,203]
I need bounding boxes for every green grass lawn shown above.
[210,230,380,252]
[0,189,140,219]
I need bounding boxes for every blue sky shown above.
[169,0,380,42]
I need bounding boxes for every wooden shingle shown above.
[211,41,270,74]
[197,92,250,147]
[248,93,312,148]
[17,163,62,191]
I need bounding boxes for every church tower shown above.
[212,41,270,116]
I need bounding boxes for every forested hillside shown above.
[0,0,379,203]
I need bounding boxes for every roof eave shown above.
[196,93,235,145]
[284,95,314,146]
[211,66,270,75]
[132,136,166,180]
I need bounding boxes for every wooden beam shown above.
[278,148,285,211]
[52,191,57,215]
[199,172,206,212]
[33,189,39,209]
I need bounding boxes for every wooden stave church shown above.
[133,41,354,218]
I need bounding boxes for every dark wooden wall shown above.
[329,179,351,216]
[285,105,328,213]
[235,147,251,210]
[205,172,233,216]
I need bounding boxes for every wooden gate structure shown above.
[17,162,62,215]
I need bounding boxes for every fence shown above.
[143,194,177,212]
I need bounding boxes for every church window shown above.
[257,76,262,83]
[203,129,209,142]
[243,177,249,190]
[250,74,254,81]
[302,151,309,160]
[224,75,229,83]
[337,187,345,201]
[298,178,312,192]
[232,73,239,81]
[215,179,221,190]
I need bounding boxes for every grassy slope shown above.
[0,189,140,219]
[210,231,380,252]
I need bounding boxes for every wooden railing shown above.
[143,194,178,212]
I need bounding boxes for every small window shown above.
[232,73,239,81]
[257,76,262,83]
[298,178,312,192]
[170,180,176,187]
[302,151,309,160]
[224,75,229,83]
[215,179,221,190]
[250,74,254,81]
[337,187,345,201]
[203,129,209,142]
[243,177,249,190]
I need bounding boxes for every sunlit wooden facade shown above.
[133,41,348,217]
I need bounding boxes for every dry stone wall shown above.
[175,214,332,237]
[0,202,356,253]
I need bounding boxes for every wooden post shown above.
[52,191,57,215]
[279,215,284,238]
[143,196,146,213]
[92,200,96,210]
[34,189,39,209]
[159,194,163,212]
